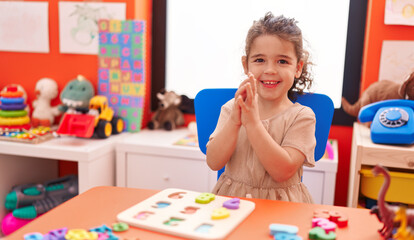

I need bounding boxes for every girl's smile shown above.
[260,80,281,88]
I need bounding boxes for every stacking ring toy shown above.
[0,110,27,118]
[0,116,30,126]
[0,97,25,104]
[0,91,24,98]
[0,103,27,111]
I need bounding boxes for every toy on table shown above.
[269,223,302,240]
[117,188,255,240]
[342,71,414,117]
[369,164,414,239]
[0,126,54,144]
[148,90,185,131]
[22,222,128,240]
[0,85,30,130]
[56,95,124,138]
[58,75,95,114]
[31,78,60,127]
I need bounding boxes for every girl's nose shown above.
[264,63,277,74]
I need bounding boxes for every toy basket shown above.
[360,167,414,205]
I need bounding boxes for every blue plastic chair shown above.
[194,88,334,179]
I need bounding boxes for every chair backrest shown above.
[195,88,334,166]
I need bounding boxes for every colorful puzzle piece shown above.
[195,193,215,204]
[269,223,299,236]
[24,232,43,240]
[312,218,336,233]
[65,229,98,240]
[112,222,129,232]
[313,209,348,228]
[211,207,230,220]
[223,198,240,209]
[43,227,68,240]
[89,225,112,234]
[274,232,303,240]
[308,227,336,240]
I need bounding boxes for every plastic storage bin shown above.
[360,167,414,205]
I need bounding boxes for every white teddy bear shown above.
[32,78,60,127]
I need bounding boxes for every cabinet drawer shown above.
[126,153,211,192]
[302,170,324,204]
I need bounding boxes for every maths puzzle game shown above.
[117,188,255,240]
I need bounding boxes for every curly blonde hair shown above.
[245,12,313,100]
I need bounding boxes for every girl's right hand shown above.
[230,72,257,127]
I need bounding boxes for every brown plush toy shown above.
[148,90,185,131]
[342,71,414,117]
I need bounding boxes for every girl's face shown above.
[242,34,303,102]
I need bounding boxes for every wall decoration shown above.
[59,2,126,55]
[0,1,49,53]
[98,20,146,132]
[385,0,414,26]
[378,40,414,83]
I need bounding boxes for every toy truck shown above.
[56,95,123,138]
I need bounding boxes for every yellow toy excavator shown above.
[56,95,123,138]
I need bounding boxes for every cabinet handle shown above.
[163,176,170,181]
[408,161,414,168]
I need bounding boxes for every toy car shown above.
[56,95,123,138]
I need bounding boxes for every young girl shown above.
[206,12,316,203]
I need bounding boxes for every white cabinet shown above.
[116,129,338,205]
[116,129,217,192]
[303,140,338,205]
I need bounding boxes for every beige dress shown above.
[208,99,316,203]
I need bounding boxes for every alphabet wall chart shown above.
[98,20,145,132]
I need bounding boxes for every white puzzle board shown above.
[117,188,255,240]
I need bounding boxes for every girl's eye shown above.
[278,59,288,64]
[253,58,264,63]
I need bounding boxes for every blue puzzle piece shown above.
[270,223,299,236]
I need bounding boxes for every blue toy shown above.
[359,99,414,144]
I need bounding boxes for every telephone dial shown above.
[358,99,414,144]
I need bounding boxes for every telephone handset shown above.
[358,99,414,144]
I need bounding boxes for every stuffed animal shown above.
[58,75,95,114]
[148,90,185,131]
[32,78,60,127]
[342,71,414,117]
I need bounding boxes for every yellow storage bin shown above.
[360,167,414,205]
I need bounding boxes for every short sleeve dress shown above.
[208,99,316,203]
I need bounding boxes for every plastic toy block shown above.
[328,211,348,228]
[89,224,112,233]
[24,232,43,240]
[65,229,98,240]
[223,198,240,209]
[312,218,336,233]
[313,209,348,228]
[274,232,302,240]
[211,207,230,220]
[112,222,129,232]
[43,227,68,240]
[195,193,215,204]
[309,227,336,240]
[269,223,299,236]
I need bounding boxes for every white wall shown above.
[166,0,350,108]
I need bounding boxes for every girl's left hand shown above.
[238,73,260,128]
